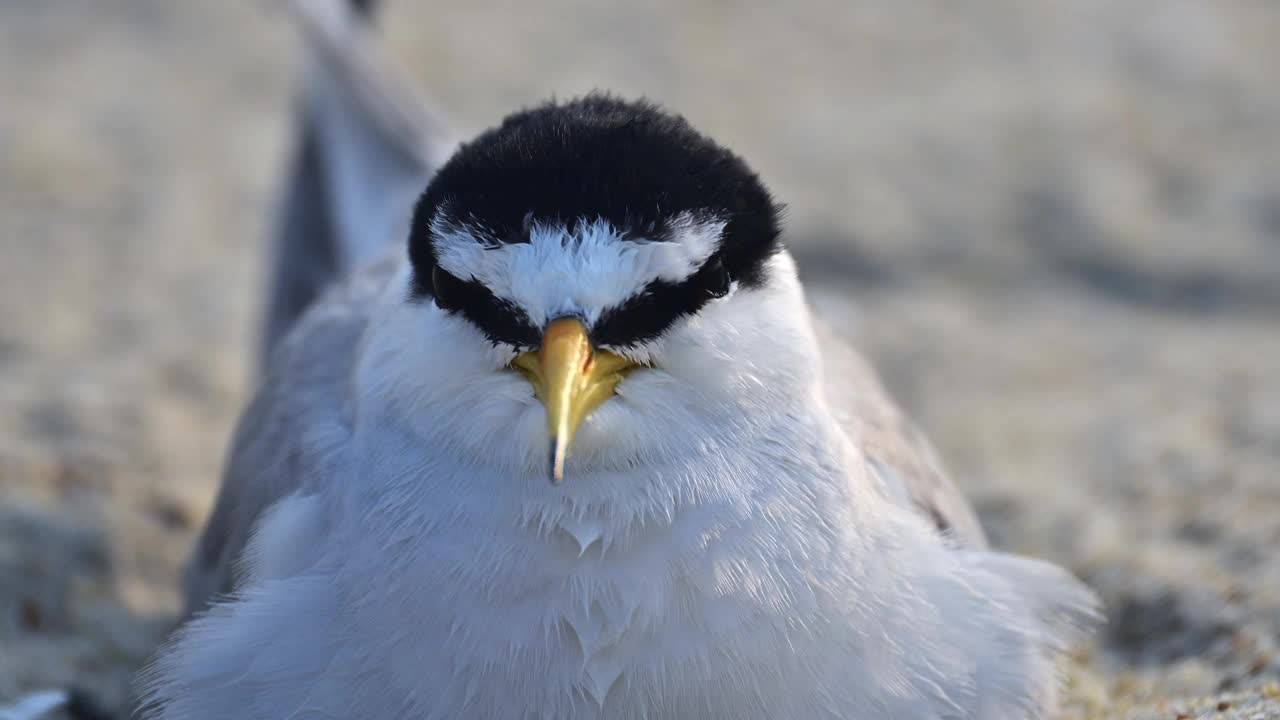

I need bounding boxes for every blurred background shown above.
[1,1,1278,718]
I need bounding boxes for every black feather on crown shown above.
[407,94,785,348]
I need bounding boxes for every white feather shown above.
[432,213,725,327]
[0,691,69,720]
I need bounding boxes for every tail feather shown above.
[261,0,452,367]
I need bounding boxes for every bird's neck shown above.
[328,399,875,710]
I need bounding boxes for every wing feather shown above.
[183,256,398,617]
[261,0,450,363]
[187,0,450,615]
[814,318,989,547]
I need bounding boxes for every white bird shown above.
[137,1,1100,718]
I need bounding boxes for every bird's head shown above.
[366,95,821,484]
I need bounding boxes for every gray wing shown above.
[186,0,450,615]
[260,0,451,369]
[183,257,400,617]
[815,319,989,548]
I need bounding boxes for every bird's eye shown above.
[432,265,466,310]
[699,258,731,299]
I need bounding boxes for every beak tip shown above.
[549,442,566,484]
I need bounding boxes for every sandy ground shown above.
[2,1,1279,717]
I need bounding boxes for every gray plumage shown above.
[259,0,447,369]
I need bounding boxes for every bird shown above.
[135,0,1101,718]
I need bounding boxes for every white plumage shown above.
[136,1,1100,718]
[432,214,728,329]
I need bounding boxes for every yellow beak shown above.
[511,317,639,482]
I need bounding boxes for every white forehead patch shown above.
[431,212,725,327]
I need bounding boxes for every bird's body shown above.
[137,2,1098,718]
[145,249,1092,720]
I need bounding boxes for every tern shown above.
[131,1,1100,718]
